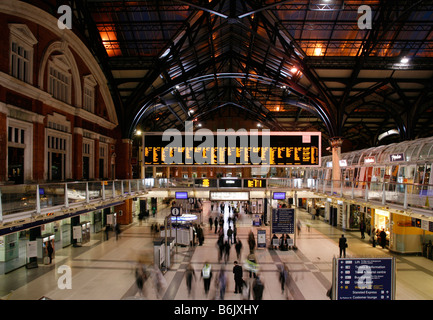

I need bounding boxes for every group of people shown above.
[183,259,265,300]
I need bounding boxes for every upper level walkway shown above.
[1,177,432,235]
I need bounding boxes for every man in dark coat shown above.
[339,234,347,258]
[233,261,243,294]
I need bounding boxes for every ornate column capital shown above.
[329,136,344,148]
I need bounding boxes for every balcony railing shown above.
[1,177,432,224]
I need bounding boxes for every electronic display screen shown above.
[273,192,286,200]
[175,192,188,199]
[143,132,321,167]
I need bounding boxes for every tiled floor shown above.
[2,201,433,300]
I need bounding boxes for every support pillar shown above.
[329,137,344,189]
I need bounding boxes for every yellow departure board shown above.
[143,132,321,167]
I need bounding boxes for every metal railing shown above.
[1,177,432,224]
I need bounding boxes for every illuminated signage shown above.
[364,156,376,164]
[194,179,217,188]
[273,192,286,200]
[390,153,404,162]
[175,192,188,199]
[243,179,266,188]
[339,160,347,167]
[219,179,242,188]
[210,192,249,201]
[143,131,321,167]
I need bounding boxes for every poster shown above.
[257,229,266,248]
[73,226,82,240]
[26,241,37,258]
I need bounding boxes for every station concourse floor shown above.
[2,202,433,301]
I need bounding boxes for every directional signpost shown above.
[171,207,181,253]
[333,257,396,300]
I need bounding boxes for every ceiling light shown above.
[401,57,410,64]
[314,47,322,56]
[291,67,298,73]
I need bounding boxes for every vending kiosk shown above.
[73,221,91,246]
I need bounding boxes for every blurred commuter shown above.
[227,226,233,244]
[104,224,110,241]
[360,220,366,239]
[115,223,121,241]
[135,262,150,297]
[153,266,167,298]
[248,231,256,251]
[235,238,243,261]
[223,240,231,264]
[241,279,250,300]
[246,251,258,278]
[217,234,224,263]
[252,276,264,300]
[380,229,387,248]
[201,262,213,296]
[218,268,227,300]
[371,227,377,247]
[47,242,54,264]
[185,264,196,297]
[209,216,213,230]
[278,264,290,299]
[214,217,218,233]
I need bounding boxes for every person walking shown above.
[233,261,243,294]
[115,223,121,241]
[46,242,54,264]
[227,226,233,244]
[360,220,366,239]
[218,268,227,300]
[252,276,264,300]
[209,216,213,231]
[371,227,377,247]
[380,229,387,248]
[185,264,196,297]
[214,217,218,234]
[235,238,243,261]
[339,234,347,258]
[201,262,213,296]
[223,240,231,264]
[104,224,110,241]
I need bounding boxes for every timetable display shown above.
[143,131,321,167]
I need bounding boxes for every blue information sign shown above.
[272,208,295,234]
[336,258,395,300]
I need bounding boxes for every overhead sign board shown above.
[244,179,266,188]
[143,131,321,167]
[334,258,396,300]
[210,192,249,201]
